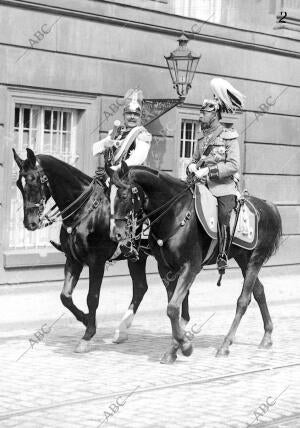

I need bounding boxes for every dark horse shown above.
[13,148,192,352]
[109,164,282,364]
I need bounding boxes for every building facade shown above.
[0,0,299,285]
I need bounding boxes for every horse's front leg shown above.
[75,257,105,353]
[113,256,149,344]
[60,258,86,325]
[160,264,197,364]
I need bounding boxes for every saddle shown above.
[194,184,258,250]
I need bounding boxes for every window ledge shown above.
[3,248,65,269]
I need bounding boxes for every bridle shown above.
[115,180,194,253]
[19,162,98,230]
[110,185,145,249]
[17,163,53,227]
[33,164,62,228]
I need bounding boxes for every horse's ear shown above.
[26,148,36,168]
[12,148,23,169]
[120,160,129,177]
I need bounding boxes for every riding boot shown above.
[217,225,231,274]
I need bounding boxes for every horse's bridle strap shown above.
[35,162,96,228]
[138,185,192,233]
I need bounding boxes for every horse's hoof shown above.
[180,341,193,357]
[112,329,128,344]
[74,339,92,353]
[258,338,273,349]
[216,347,230,357]
[160,352,177,364]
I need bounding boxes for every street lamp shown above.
[165,33,201,101]
[142,33,200,126]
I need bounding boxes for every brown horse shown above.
[13,148,192,352]
[109,163,282,364]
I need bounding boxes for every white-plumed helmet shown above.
[200,78,245,113]
[210,78,245,113]
[123,88,144,115]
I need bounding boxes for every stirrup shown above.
[217,253,228,273]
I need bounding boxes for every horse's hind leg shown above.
[235,253,273,349]
[113,256,148,344]
[60,258,87,325]
[253,278,273,348]
[216,255,262,357]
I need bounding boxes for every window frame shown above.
[174,106,200,179]
[2,87,99,268]
[9,105,78,250]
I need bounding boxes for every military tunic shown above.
[93,125,152,169]
[190,124,240,197]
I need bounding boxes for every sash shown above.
[201,126,223,154]
[198,126,224,168]
[113,126,145,164]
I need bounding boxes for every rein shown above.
[137,184,193,231]
[125,180,195,268]
[35,163,100,230]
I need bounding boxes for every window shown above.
[9,105,78,249]
[165,0,296,35]
[172,0,220,22]
[177,119,199,179]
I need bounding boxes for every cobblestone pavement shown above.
[0,267,299,427]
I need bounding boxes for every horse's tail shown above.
[250,197,283,266]
[262,203,282,263]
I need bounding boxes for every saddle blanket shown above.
[195,184,258,250]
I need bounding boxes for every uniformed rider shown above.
[187,78,245,273]
[50,89,152,254]
[93,88,152,171]
[93,88,152,260]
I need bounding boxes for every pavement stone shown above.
[0,268,299,427]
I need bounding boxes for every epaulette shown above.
[138,129,152,143]
[221,127,239,140]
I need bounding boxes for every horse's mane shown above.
[37,154,92,186]
[128,165,188,190]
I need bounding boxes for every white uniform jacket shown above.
[93,125,152,170]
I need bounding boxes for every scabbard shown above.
[228,198,243,249]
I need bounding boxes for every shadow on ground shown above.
[41,325,227,362]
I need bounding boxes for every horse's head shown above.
[13,148,50,231]
[107,161,145,242]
